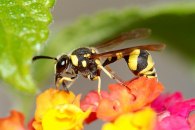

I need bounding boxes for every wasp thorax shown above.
[56,55,70,73]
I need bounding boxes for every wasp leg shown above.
[55,73,62,89]
[98,65,127,86]
[66,76,78,89]
[98,65,113,79]
[62,81,69,92]
[102,58,125,84]
[105,66,125,83]
[104,66,136,99]
[97,76,101,96]
[56,76,74,91]
[98,65,135,94]
[65,69,77,76]
[59,77,74,82]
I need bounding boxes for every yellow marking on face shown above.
[84,54,91,58]
[108,57,112,61]
[82,60,87,67]
[70,55,78,66]
[128,49,140,71]
[95,59,101,65]
[116,52,123,60]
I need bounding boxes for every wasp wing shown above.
[91,44,166,59]
[93,28,151,49]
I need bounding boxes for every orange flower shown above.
[189,114,195,130]
[32,88,89,130]
[81,77,164,121]
[0,110,26,130]
[98,77,163,121]
[97,85,134,121]
[124,77,164,110]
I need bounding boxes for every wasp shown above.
[33,28,165,94]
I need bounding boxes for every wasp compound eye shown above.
[56,55,69,73]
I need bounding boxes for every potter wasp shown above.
[33,28,165,94]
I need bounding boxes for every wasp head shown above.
[55,54,70,74]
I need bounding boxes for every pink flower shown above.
[80,91,109,123]
[80,90,109,112]
[152,92,195,130]
[155,115,190,130]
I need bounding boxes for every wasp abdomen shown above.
[124,49,157,78]
[102,49,157,78]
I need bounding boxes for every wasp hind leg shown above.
[102,57,128,87]
[98,64,128,88]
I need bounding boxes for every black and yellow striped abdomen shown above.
[124,49,156,78]
[102,49,157,78]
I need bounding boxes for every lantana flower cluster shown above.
[0,77,195,130]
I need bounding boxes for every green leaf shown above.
[34,2,195,82]
[0,0,55,94]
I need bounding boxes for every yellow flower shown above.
[102,107,156,130]
[33,88,90,130]
[42,104,90,130]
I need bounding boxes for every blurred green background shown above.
[0,0,195,129]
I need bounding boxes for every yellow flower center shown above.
[42,104,90,130]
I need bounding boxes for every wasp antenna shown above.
[32,56,57,61]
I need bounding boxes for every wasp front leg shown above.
[55,73,77,92]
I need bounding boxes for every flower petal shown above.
[102,107,156,130]
[97,85,133,121]
[189,114,195,130]
[42,104,90,130]
[80,90,109,112]
[152,92,195,130]
[34,88,77,122]
[124,77,164,109]
[152,92,195,117]
[33,88,82,130]
[97,77,163,121]
[0,110,25,130]
[151,92,183,113]
[155,115,190,130]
